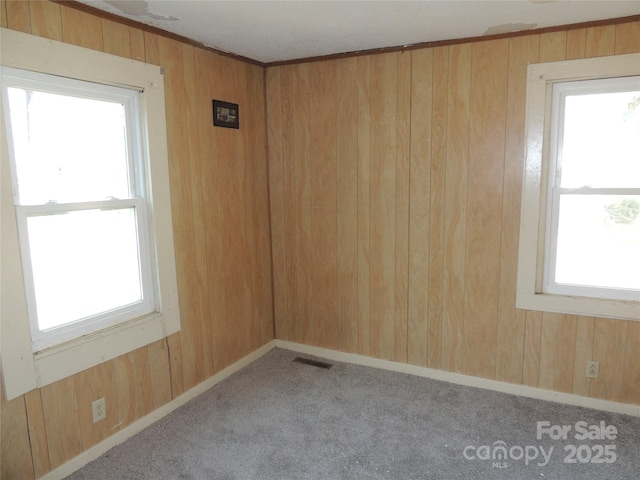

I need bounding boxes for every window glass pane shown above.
[561,89,640,188]
[555,195,640,291]
[27,208,143,331]
[7,87,131,205]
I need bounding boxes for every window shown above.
[1,28,180,400]
[517,53,640,320]
[3,68,157,351]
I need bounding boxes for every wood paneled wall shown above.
[1,1,273,478]
[266,22,640,402]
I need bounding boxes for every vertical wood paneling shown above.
[614,21,640,54]
[566,28,586,59]
[441,44,471,373]
[29,0,61,40]
[522,310,542,387]
[184,43,214,378]
[538,313,577,393]
[0,0,7,28]
[158,36,203,391]
[281,65,298,341]
[102,18,131,57]
[621,321,640,404]
[24,390,50,478]
[129,27,145,61]
[572,317,595,396]
[1,396,34,479]
[336,57,359,353]
[394,51,411,363]
[74,362,118,449]
[60,4,103,50]
[356,56,372,356]
[3,4,274,478]
[40,377,83,469]
[147,339,172,409]
[6,0,31,32]
[309,60,338,349]
[590,319,627,401]
[369,52,397,360]
[407,48,433,367]
[585,25,616,57]
[267,67,289,340]
[427,46,448,369]
[462,39,509,379]
[113,349,154,427]
[495,35,538,384]
[292,63,313,344]
[167,333,184,399]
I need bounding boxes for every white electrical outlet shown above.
[586,361,599,379]
[92,397,106,423]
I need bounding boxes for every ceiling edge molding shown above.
[53,2,638,68]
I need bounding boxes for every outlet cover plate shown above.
[92,397,106,423]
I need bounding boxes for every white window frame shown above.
[1,28,180,400]
[517,53,640,321]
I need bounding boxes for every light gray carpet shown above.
[66,348,640,479]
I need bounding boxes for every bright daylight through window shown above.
[545,76,640,301]
[517,54,640,320]
[3,68,156,351]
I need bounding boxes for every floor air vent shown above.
[293,357,333,369]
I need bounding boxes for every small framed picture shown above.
[213,100,239,129]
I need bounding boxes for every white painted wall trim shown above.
[39,338,638,479]
[39,340,277,480]
[275,340,640,418]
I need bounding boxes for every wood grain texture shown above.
[585,25,616,57]
[102,18,130,57]
[60,2,103,50]
[74,362,118,450]
[266,67,289,341]
[621,321,640,404]
[566,28,586,59]
[590,319,627,401]
[369,52,397,360]
[40,376,83,469]
[441,43,471,373]
[24,389,51,478]
[462,39,509,379]
[522,310,542,387]
[538,313,577,393]
[309,60,338,349]
[336,57,359,353]
[427,46,448,370]
[0,0,7,28]
[614,21,640,54]
[572,316,595,397]
[393,51,411,363]
[494,35,538,384]
[2,3,274,478]
[5,0,31,33]
[356,55,372,357]
[147,339,172,409]
[407,47,433,367]
[1,395,34,479]
[29,0,61,40]
[112,348,154,427]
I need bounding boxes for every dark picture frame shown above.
[213,100,239,129]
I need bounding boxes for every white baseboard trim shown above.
[40,340,277,480]
[275,340,640,418]
[39,337,639,479]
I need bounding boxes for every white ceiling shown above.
[77,1,640,64]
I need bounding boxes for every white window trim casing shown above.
[0,28,181,400]
[516,52,640,321]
